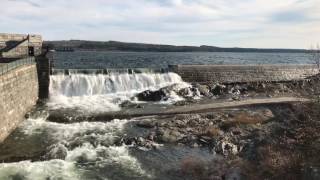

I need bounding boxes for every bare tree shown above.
[310,44,320,70]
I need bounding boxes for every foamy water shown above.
[0,117,150,180]
[48,72,190,112]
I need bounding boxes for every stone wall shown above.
[0,64,38,142]
[169,64,319,84]
[0,33,42,58]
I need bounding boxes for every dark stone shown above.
[136,88,170,101]
[193,83,211,97]
[136,120,155,128]
[120,100,141,108]
[210,84,226,96]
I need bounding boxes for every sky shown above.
[1,0,320,48]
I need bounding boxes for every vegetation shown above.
[44,40,308,53]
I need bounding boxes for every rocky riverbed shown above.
[117,103,320,179]
[1,74,320,180]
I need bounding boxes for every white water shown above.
[0,117,150,180]
[48,72,190,112]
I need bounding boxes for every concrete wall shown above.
[0,64,38,142]
[169,64,319,84]
[0,33,42,58]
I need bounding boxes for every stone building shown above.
[0,33,42,61]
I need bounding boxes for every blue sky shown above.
[1,0,319,48]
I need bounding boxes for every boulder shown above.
[210,83,226,96]
[120,100,143,108]
[136,120,156,128]
[193,83,211,97]
[45,143,68,160]
[136,89,169,101]
[157,129,184,143]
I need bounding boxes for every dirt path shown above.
[165,97,309,114]
[48,97,310,123]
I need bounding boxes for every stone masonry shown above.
[169,64,319,84]
[0,64,38,142]
[0,33,42,59]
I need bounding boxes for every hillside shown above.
[44,40,308,53]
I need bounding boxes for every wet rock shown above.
[45,143,68,160]
[210,83,226,96]
[177,87,191,97]
[136,89,168,101]
[192,142,199,148]
[193,83,211,97]
[136,120,155,128]
[175,114,201,121]
[214,140,239,156]
[158,129,184,143]
[120,100,144,109]
[174,100,190,106]
[261,109,274,119]
[232,95,240,101]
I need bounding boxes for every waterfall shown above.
[48,72,189,112]
[50,72,186,97]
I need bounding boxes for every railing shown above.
[0,57,35,75]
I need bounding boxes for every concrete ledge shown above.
[169,64,319,83]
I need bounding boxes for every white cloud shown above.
[0,0,319,48]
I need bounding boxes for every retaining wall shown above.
[169,64,319,84]
[0,33,42,58]
[0,64,38,142]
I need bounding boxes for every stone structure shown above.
[0,33,42,59]
[169,64,319,84]
[36,53,51,99]
[0,63,38,142]
[0,33,47,142]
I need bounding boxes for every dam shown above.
[0,33,319,142]
[0,33,320,179]
[0,33,319,143]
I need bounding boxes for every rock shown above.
[210,83,226,96]
[120,100,143,108]
[45,143,68,160]
[261,109,274,119]
[230,87,241,95]
[158,129,183,143]
[214,140,239,156]
[136,89,168,101]
[136,137,146,146]
[136,120,155,128]
[147,132,156,141]
[175,114,201,121]
[192,142,199,148]
[174,101,190,106]
[177,88,191,97]
[232,95,240,101]
[193,83,211,97]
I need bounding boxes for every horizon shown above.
[46,39,310,50]
[1,0,320,49]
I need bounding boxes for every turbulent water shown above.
[0,105,212,180]
[0,71,210,180]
